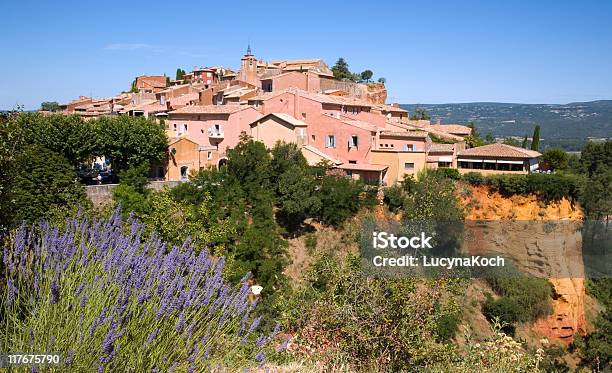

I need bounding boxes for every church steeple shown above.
[246,44,252,56]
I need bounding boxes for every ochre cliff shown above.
[460,185,586,343]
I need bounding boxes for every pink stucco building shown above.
[167,105,262,165]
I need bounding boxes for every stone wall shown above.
[85,181,182,206]
[319,79,387,104]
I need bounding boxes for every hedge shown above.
[461,172,582,201]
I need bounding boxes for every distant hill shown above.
[401,100,611,150]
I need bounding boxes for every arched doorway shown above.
[217,158,228,169]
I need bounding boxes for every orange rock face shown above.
[460,185,586,343]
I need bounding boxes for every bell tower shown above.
[239,44,258,86]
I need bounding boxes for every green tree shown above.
[7,144,87,225]
[317,174,363,226]
[541,147,569,171]
[521,135,529,149]
[94,115,168,174]
[0,110,24,232]
[224,134,289,290]
[410,107,431,121]
[377,77,386,84]
[270,142,321,230]
[465,122,486,148]
[531,125,541,151]
[360,69,373,82]
[502,137,521,147]
[332,58,352,80]
[578,141,611,219]
[118,161,150,193]
[14,113,96,167]
[40,101,61,112]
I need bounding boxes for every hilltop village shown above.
[58,47,542,184]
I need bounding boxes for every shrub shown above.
[487,174,528,196]
[304,234,317,255]
[485,277,553,322]
[435,312,462,342]
[317,175,363,226]
[383,184,405,212]
[541,148,569,171]
[461,172,485,185]
[525,173,581,201]
[7,144,88,226]
[483,295,521,334]
[282,253,465,371]
[431,168,461,180]
[2,211,287,371]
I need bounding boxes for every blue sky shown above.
[1,0,611,110]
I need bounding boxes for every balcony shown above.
[208,127,224,139]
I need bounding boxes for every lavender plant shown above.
[2,209,287,371]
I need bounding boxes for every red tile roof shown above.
[169,105,250,115]
[431,124,472,135]
[379,130,428,138]
[458,143,541,158]
[429,143,455,153]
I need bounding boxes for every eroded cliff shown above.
[460,185,586,343]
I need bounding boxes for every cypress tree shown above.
[531,125,541,151]
[522,135,528,149]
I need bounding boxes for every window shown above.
[349,135,358,148]
[180,166,189,179]
[403,144,414,152]
[297,128,305,137]
[302,112,306,119]
[312,135,316,141]
[173,123,177,130]
[438,162,451,168]
[207,151,212,160]
[349,160,357,164]
[404,162,414,170]
[183,124,188,132]
[346,170,353,177]
[326,135,336,148]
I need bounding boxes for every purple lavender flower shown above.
[255,334,266,348]
[169,363,178,373]
[6,279,15,305]
[277,338,291,352]
[50,281,60,304]
[176,312,185,333]
[64,350,75,365]
[146,328,159,345]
